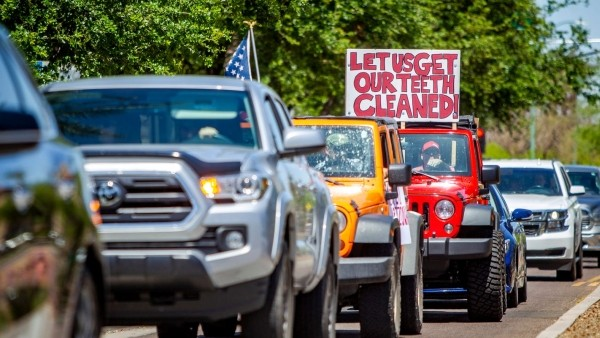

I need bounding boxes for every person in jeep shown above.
[414,140,454,172]
[314,133,363,174]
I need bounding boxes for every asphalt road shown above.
[101,257,600,338]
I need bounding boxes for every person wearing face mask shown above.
[414,140,454,172]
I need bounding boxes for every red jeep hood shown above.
[408,178,469,198]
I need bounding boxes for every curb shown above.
[537,285,600,338]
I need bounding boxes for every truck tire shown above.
[467,230,505,322]
[400,249,423,334]
[576,243,584,279]
[242,243,294,338]
[518,269,528,303]
[358,244,401,338]
[157,323,199,338]
[294,252,338,338]
[557,249,578,281]
[72,267,101,338]
[201,316,238,337]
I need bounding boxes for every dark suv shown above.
[0,25,106,337]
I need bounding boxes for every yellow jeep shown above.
[294,116,424,336]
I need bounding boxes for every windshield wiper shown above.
[412,170,441,181]
[325,177,344,185]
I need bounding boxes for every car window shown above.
[496,167,561,196]
[46,88,258,147]
[401,133,471,175]
[0,44,20,111]
[303,125,375,178]
[567,170,600,195]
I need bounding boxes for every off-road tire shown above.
[201,316,238,337]
[466,230,505,322]
[71,267,101,338]
[242,243,294,338]
[294,252,338,338]
[358,244,401,338]
[400,248,423,334]
[156,323,199,338]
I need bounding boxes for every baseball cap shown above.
[422,140,440,152]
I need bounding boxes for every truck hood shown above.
[80,144,273,176]
[502,194,569,211]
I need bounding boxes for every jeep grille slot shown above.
[96,175,193,223]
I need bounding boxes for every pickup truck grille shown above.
[95,175,193,223]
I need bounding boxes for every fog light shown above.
[444,223,453,234]
[224,231,245,250]
[216,227,247,251]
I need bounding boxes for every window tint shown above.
[496,168,561,196]
[0,44,20,112]
[46,88,258,147]
[263,97,285,151]
[401,133,471,175]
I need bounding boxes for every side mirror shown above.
[281,127,325,157]
[481,164,500,185]
[388,163,412,187]
[511,208,533,221]
[0,111,41,154]
[570,185,586,196]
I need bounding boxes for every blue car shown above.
[489,184,532,308]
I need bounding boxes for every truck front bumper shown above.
[423,237,493,259]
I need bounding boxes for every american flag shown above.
[225,36,251,80]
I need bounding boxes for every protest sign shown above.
[345,49,461,122]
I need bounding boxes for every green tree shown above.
[1,0,597,124]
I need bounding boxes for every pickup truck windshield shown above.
[45,88,258,147]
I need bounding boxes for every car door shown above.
[264,95,317,286]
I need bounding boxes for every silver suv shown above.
[43,76,339,338]
[485,159,585,281]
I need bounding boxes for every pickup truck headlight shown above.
[200,173,270,202]
[546,210,568,232]
[435,199,455,220]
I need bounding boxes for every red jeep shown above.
[398,115,504,321]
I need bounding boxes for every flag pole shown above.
[244,20,260,83]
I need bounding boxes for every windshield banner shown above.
[345,49,461,122]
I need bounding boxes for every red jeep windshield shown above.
[401,133,471,176]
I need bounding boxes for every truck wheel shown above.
[294,252,338,338]
[156,323,199,338]
[400,249,423,334]
[201,316,238,337]
[576,244,584,279]
[242,243,294,338]
[72,267,101,338]
[358,244,401,338]
[518,269,528,303]
[467,230,505,322]
[557,252,577,281]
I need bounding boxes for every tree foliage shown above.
[1,0,597,126]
